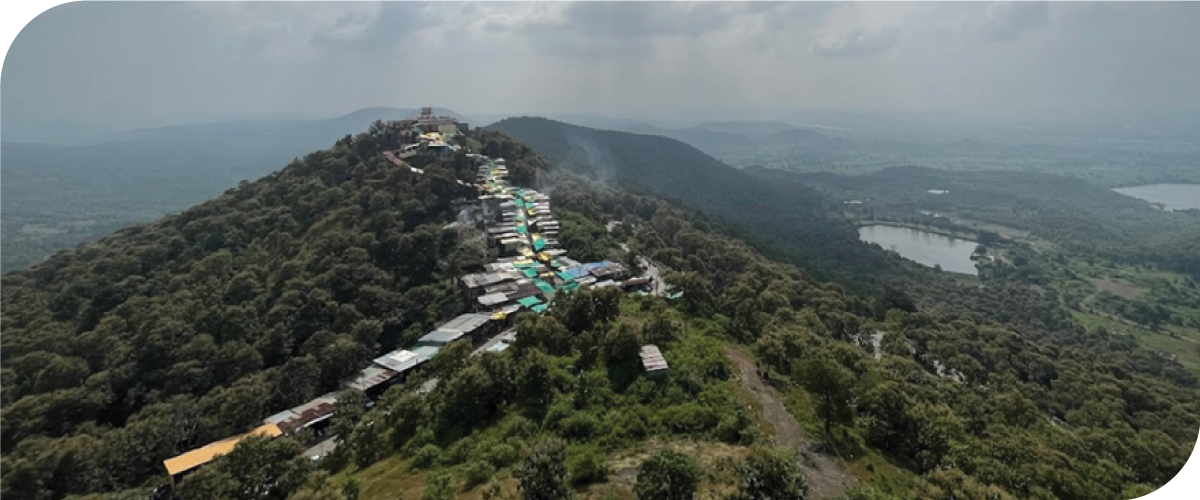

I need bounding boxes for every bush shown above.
[441,437,473,466]
[560,412,600,440]
[482,442,521,468]
[635,449,701,500]
[421,471,455,500]
[567,445,609,485]
[411,444,442,469]
[661,403,718,434]
[463,460,497,490]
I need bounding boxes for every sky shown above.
[4,1,1200,131]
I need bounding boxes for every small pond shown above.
[859,224,979,275]
[1112,184,1200,211]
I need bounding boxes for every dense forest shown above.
[2,123,1197,500]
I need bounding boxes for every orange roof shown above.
[163,423,282,476]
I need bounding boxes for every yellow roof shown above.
[163,423,282,476]
[537,252,551,261]
[491,311,506,320]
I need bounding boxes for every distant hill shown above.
[756,127,837,148]
[486,116,886,285]
[696,120,802,136]
[0,107,470,272]
[99,107,469,145]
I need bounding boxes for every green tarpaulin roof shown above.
[535,281,555,294]
[533,240,546,251]
[516,225,528,234]
[518,296,543,307]
[557,271,574,282]
[532,304,549,313]
[522,268,538,278]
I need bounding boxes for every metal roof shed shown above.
[373,349,425,374]
[164,424,283,481]
[478,292,510,307]
[639,345,669,377]
[342,366,400,392]
[517,296,543,308]
[418,330,468,346]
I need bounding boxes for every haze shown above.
[5,1,1200,134]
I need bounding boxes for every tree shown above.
[797,356,855,437]
[514,438,572,500]
[635,449,701,500]
[421,472,456,500]
[731,448,808,500]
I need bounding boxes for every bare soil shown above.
[725,347,855,499]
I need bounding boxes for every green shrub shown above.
[411,444,442,469]
[483,442,521,468]
[405,426,436,453]
[635,449,701,500]
[661,403,718,434]
[560,412,599,440]
[463,460,497,490]
[421,471,455,500]
[441,437,473,466]
[567,445,609,485]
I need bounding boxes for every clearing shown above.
[725,347,855,499]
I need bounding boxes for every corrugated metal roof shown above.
[163,424,282,476]
[438,313,491,333]
[418,330,468,346]
[343,366,399,392]
[411,345,442,361]
[639,345,669,372]
[478,292,510,306]
[373,349,425,373]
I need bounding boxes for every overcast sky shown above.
[4,1,1200,130]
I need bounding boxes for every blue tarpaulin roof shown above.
[565,266,591,278]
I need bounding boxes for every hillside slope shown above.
[0,129,498,498]
[2,125,1196,500]
[485,117,884,286]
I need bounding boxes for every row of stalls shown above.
[161,312,502,490]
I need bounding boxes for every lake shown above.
[1112,184,1200,211]
[859,224,979,275]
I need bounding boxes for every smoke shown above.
[563,128,620,186]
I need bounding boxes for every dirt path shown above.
[726,347,855,499]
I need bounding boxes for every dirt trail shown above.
[726,347,855,499]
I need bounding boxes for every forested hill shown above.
[0,129,545,498]
[486,117,886,286]
[2,122,1197,500]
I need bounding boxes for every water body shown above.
[1112,184,1200,211]
[859,224,978,275]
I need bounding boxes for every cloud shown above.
[979,1,1050,41]
[813,25,903,57]
[500,2,772,59]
